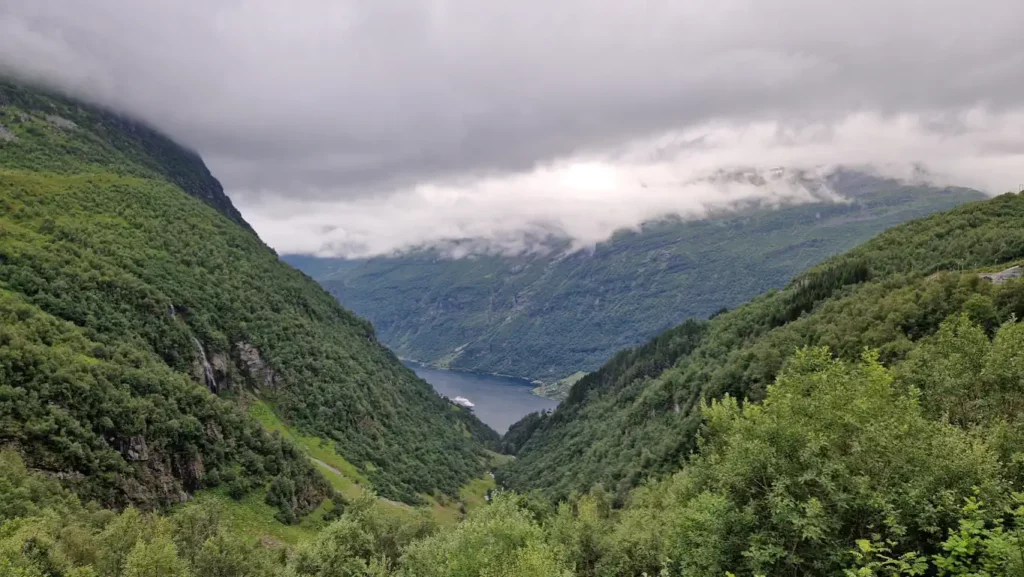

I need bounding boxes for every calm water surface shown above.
[405,362,559,434]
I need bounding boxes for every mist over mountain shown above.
[7,2,1024,576]
[3,2,1023,260]
[289,172,983,383]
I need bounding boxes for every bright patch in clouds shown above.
[240,109,1024,258]
[3,0,1024,257]
[560,163,619,192]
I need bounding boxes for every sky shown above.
[2,0,1023,257]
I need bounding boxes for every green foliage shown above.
[122,535,189,577]
[7,313,1024,576]
[638,349,999,576]
[194,530,281,577]
[0,81,494,508]
[399,492,573,577]
[0,81,250,230]
[847,493,1024,576]
[291,174,982,382]
[9,79,1024,577]
[499,411,549,455]
[0,449,290,576]
[501,192,1024,500]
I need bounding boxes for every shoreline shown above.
[400,357,565,400]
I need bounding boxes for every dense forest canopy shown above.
[499,191,1024,500]
[7,309,1024,575]
[0,81,495,516]
[5,78,1024,576]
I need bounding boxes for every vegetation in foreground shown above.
[0,80,496,518]
[6,313,1024,575]
[5,79,1024,575]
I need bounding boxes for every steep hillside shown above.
[498,191,1024,500]
[0,81,494,513]
[290,175,982,385]
[8,193,1024,577]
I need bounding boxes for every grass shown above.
[533,371,588,400]
[248,398,495,530]
[248,399,368,500]
[187,487,324,545]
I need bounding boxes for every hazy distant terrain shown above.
[288,173,983,384]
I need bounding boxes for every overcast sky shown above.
[2,0,1023,256]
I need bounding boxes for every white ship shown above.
[451,396,475,408]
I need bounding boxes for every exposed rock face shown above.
[174,456,205,491]
[110,434,150,462]
[191,337,229,393]
[124,435,150,462]
[235,341,280,389]
[120,457,190,507]
[205,421,223,442]
[192,337,218,392]
[45,114,77,130]
[980,265,1024,284]
[0,123,14,141]
[210,353,230,388]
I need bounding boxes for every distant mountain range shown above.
[286,172,984,391]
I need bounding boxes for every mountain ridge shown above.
[0,80,495,515]
[0,80,250,231]
[497,190,1024,500]
[288,175,984,384]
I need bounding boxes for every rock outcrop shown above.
[123,435,150,462]
[236,341,280,389]
[979,265,1024,284]
[191,337,230,393]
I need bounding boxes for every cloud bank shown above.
[242,110,1024,256]
[1,0,1023,256]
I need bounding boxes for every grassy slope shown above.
[295,177,982,382]
[0,82,495,513]
[247,399,497,529]
[498,192,1024,500]
[533,371,587,400]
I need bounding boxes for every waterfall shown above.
[192,337,217,392]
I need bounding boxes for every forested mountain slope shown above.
[498,191,1024,501]
[290,174,982,385]
[0,81,494,514]
[5,87,1024,575]
[10,193,1024,577]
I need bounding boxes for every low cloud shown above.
[241,110,1024,257]
[2,0,1023,256]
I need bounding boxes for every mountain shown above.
[9,189,1023,577]
[0,80,496,516]
[288,174,983,386]
[5,82,1024,575]
[497,191,1024,501]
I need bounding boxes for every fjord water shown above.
[404,362,559,433]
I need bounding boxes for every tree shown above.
[123,536,189,577]
[399,492,572,577]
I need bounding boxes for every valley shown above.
[405,362,558,433]
[5,81,1024,577]
[289,174,983,392]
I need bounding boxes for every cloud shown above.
[238,110,1024,256]
[2,0,1023,256]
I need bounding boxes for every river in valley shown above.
[404,362,559,434]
